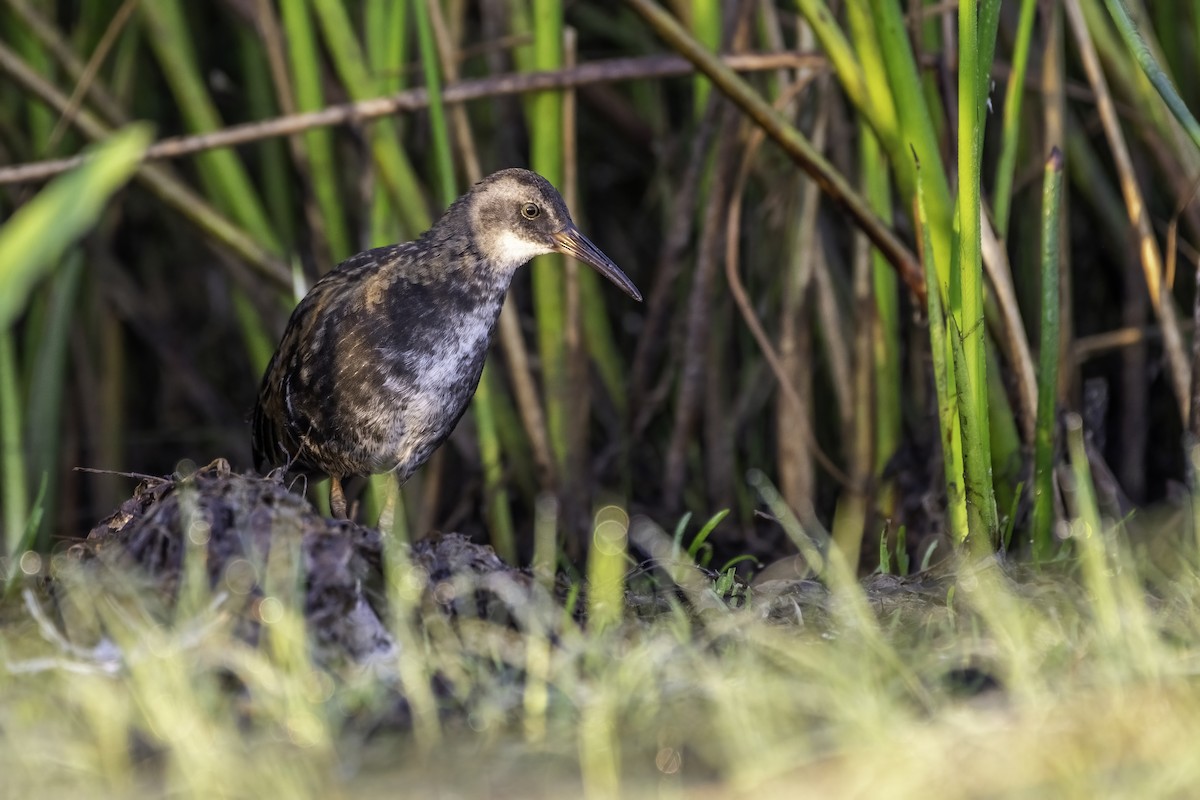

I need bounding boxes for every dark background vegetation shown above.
[3,0,1199,575]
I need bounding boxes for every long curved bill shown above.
[552,225,642,302]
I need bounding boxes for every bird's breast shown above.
[395,314,494,423]
[352,296,504,476]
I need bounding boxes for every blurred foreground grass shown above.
[3,484,1200,799]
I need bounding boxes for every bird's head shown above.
[462,168,642,301]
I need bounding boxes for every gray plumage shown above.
[252,168,641,518]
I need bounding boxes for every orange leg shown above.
[329,475,348,520]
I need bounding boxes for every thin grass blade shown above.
[1032,149,1065,559]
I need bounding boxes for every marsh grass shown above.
[4,472,1200,798]
[4,0,1200,568]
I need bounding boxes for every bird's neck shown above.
[413,222,514,294]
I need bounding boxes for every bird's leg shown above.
[329,475,349,520]
[377,477,397,533]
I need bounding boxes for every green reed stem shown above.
[586,507,629,634]
[280,0,353,262]
[795,0,877,136]
[413,0,455,207]
[950,316,995,545]
[865,0,954,279]
[844,0,900,153]
[310,0,430,237]
[366,0,407,97]
[1104,0,1200,155]
[1064,414,1120,641]
[532,493,559,590]
[868,159,901,480]
[240,28,294,246]
[976,0,1002,110]
[10,14,54,157]
[917,163,969,542]
[955,0,999,544]
[844,8,900,484]
[25,252,82,549]
[476,365,517,563]
[1032,149,1064,559]
[365,0,410,250]
[690,0,719,115]
[992,0,1038,237]
[582,270,630,416]
[140,0,279,252]
[489,381,537,500]
[986,344,1022,525]
[0,331,25,555]
[529,0,569,471]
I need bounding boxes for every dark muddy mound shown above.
[83,459,531,663]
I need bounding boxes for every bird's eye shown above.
[521,202,540,220]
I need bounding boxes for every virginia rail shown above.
[252,169,641,519]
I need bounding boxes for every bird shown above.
[251,168,642,519]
